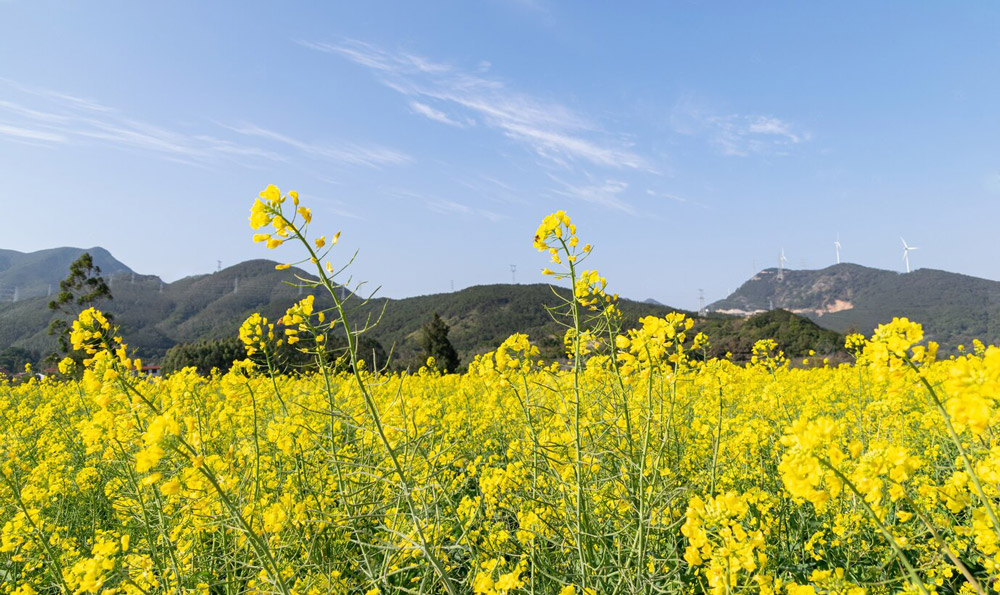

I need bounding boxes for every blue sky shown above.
[1,2,998,309]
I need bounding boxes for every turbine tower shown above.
[834,235,842,265]
[778,249,788,280]
[510,264,517,284]
[901,237,918,273]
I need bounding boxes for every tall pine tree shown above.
[420,313,460,373]
[47,252,113,366]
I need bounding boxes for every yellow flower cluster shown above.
[281,295,320,346]
[616,313,696,377]
[681,490,770,595]
[239,312,274,356]
[249,185,335,271]
[69,307,113,355]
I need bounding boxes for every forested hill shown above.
[0,247,133,302]
[708,263,1000,350]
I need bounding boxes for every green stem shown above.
[290,223,458,595]
[817,457,929,595]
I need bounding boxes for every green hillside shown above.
[0,247,133,302]
[0,259,324,360]
[709,264,1000,350]
[697,309,844,361]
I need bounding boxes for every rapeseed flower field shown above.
[2,186,999,594]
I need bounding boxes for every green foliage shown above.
[46,252,113,365]
[162,337,245,375]
[696,309,845,361]
[420,313,461,373]
[0,346,38,374]
[162,334,387,376]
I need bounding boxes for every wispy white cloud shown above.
[387,186,508,220]
[301,39,652,172]
[425,197,508,221]
[0,77,112,113]
[408,101,467,127]
[646,189,688,203]
[645,188,710,210]
[551,177,635,214]
[478,209,506,222]
[747,116,803,142]
[671,95,808,157]
[304,194,363,220]
[0,78,410,169]
[224,123,411,167]
[427,199,472,215]
[0,123,68,143]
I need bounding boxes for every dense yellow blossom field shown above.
[3,188,999,594]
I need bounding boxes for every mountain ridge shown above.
[0,247,845,367]
[709,263,1000,349]
[0,246,134,302]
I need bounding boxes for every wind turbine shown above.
[778,248,788,280]
[834,235,842,265]
[901,237,918,273]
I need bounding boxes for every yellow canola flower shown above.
[297,206,312,224]
[135,444,165,473]
[70,307,112,354]
[259,183,282,204]
[249,198,273,229]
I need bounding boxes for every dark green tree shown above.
[162,337,246,375]
[47,252,113,365]
[162,334,388,377]
[419,313,460,373]
[0,347,38,374]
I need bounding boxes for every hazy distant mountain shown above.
[708,263,1000,350]
[0,247,133,302]
[0,258,321,360]
[0,246,845,367]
